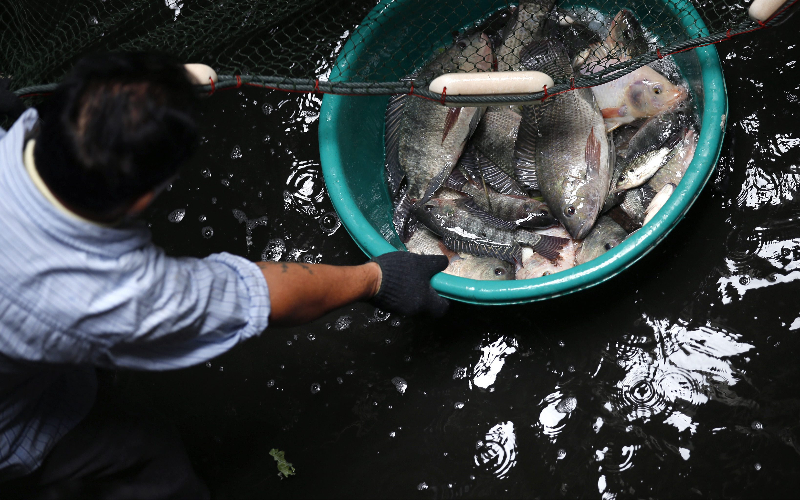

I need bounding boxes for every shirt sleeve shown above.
[80,251,271,370]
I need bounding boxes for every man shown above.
[0,52,448,498]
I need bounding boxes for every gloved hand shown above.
[370,251,450,317]
[0,78,27,122]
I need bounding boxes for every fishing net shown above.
[1,0,797,104]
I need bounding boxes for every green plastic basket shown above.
[319,0,727,305]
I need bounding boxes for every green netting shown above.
[1,0,796,104]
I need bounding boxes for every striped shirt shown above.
[0,109,271,480]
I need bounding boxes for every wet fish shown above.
[496,0,556,71]
[472,106,521,178]
[574,216,628,265]
[457,143,525,196]
[574,9,649,74]
[614,138,680,192]
[405,222,515,280]
[444,169,557,229]
[515,39,612,239]
[591,65,688,131]
[446,253,516,280]
[385,32,493,241]
[415,197,569,264]
[617,183,656,226]
[642,183,675,225]
[515,226,577,279]
[647,128,698,192]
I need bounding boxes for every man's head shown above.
[35,52,199,221]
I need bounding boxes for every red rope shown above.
[440,86,447,106]
[542,85,548,100]
[208,77,216,95]
[235,75,242,88]
[314,79,320,93]
[408,81,415,95]
[656,48,663,59]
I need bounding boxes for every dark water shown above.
[123,16,800,500]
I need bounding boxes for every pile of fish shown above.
[384,1,699,281]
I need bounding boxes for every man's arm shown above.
[257,261,381,326]
[258,251,451,326]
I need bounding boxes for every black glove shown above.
[0,78,27,122]
[370,251,450,317]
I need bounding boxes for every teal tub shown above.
[319,0,727,305]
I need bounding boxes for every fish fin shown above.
[421,162,457,204]
[473,148,526,195]
[443,236,520,264]
[520,38,572,77]
[384,94,406,197]
[585,126,603,178]
[443,167,469,191]
[436,240,458,260]
[393,192,418,243]
[457,143,482,181]
[442,107,462,145]
[530,234,570,262]
[461,199,519,230]
[513,105,540,190]
[601,107,623,119]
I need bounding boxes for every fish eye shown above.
[494,267,507,276]
[564,205,576,217]
[604,243,613,250]
[457,41,468,49]
[653,85,662,95]
[539,209,549,217]
[424,204,434,212]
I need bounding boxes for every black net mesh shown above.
[1,0,796,104]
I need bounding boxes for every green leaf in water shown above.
[269,448,296,478]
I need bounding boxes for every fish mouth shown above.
[572,218,595,240]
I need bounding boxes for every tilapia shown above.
[457,143,525,195]
[472,105,521,178]
[647,128,697,192]
[444,168,557,229]
[515,226,577,279]
[415,197,569,264]
[591,65,688,131]
[515,39,612,240]
[496,0,556,71]
[642,183,675,225]
[574,216,628,265]
[385,32,493,241]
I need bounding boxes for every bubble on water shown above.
[230,145,242,159]
[285,160,324,216]
[262,103,274,115]
[286,340,292,346]
[391,318,401,327]
[198,215,206,222]
[211,197,217,204]
[417,483,428,491]
[336,377,343,384]
[752,421,763,430]
[168,208,186,223]
[307,334,315,341]
[202,226,214,239]
[201,168,211,178]
[221,179,230,187]
[373,309,390,322]
[455,402,465,409]
[267,379,275,387]
[310,383,321,394]
[345,370,354,376]
[89,16,99,25]
[218,366,223,372]
[557,449,567,460]
[389,431,396,438]
[319,211,341,235]
[205,361,211,368]
[232,209,247,223]
[334,316,352,331]
[391,377,408,394]
[262,239,286,261]
[263,134,271,143]
[556,396,577,414]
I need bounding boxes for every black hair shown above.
[34,52,199,215]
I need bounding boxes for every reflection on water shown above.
[470,336,517,390]
[474,421,516,480]
[610,317,754,426]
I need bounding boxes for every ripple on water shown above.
[334,316,352,331]
[474,421,516,479]
[319,211,341,235]
[201,226,214,239]
[285,160,325,216]
[262,238,286,261]
[230,145,242,159]
[310,383,321,394]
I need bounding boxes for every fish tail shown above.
[531,234,570,261]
